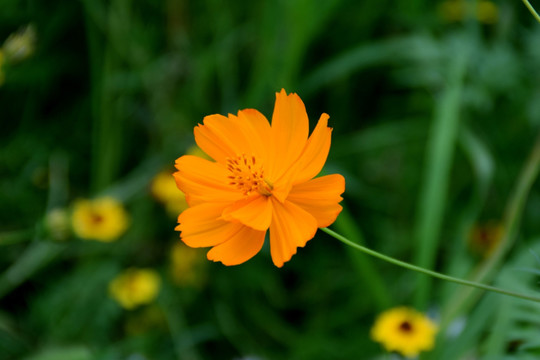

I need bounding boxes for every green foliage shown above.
[1,0,540,359]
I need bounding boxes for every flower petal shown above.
[176,202,244,248]
[194,113,250,164]
[293,113,332,184]
[268,89,309,182]
[221,195,273,231]
[174,155,242,206]
[287,174,345,228]
[206,226,266,265]
[269,198,318,267]
[236,109,272,166]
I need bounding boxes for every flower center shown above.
[226,154,273,196]
[91,212,104,225]
[399,320,413,333]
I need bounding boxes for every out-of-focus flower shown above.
[371,307,438,358]
[439,0,498,24]
[185,144,210,160]
[475,0,498,24]
[151,170,189,215]
[151,146,209,216]
[2,24,36,63]
[71,197,129,242]
[109,268,161,310]
[170,241,206,287]
[45,208,71,241]
[174,89,345,267]
[468,222,503,257]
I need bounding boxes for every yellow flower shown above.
[109,268,161,310]
[438,0,498,24]
[468,222,503,257]
[2,24,36,63]
[174,89,345,267]
[476,0,498,24]
[439,0,466,22]
[71,197,129,242]
[151,147,209,215]
[371,307,438,358]
[170,242,206,287]
[151,170,189,215]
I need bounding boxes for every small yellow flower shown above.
[2,24,36,63]
[476,0,498,24]
[170,242,206,287]
[71,197,129,242]
[371,307,438,358]
[438,0,498,24]
[152,147,209,216]
[151,170,189,215]
[468,222,503,257]
[109,268,161,310]
[439,0,466,22]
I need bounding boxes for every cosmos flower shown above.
[174,89,345,267]
[371,307,438,358]
[109,268,161,310]
[71,197,129,242]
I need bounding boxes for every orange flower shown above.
[173,89,345,267]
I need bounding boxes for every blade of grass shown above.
[439,126,495,302]
[0,241,63,299]
[83,0,124,192]
[413,46,468,309]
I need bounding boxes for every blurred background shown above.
[2,0,540,359]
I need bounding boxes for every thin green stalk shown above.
[522,0,540,23]
[321,227,540,304]
[333,206,392,309]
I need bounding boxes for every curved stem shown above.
[522,0,540,23]
[321,227,540,303]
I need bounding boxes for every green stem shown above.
[333,206,392,309]
[522,0,540,23]
[321,227,540,304]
